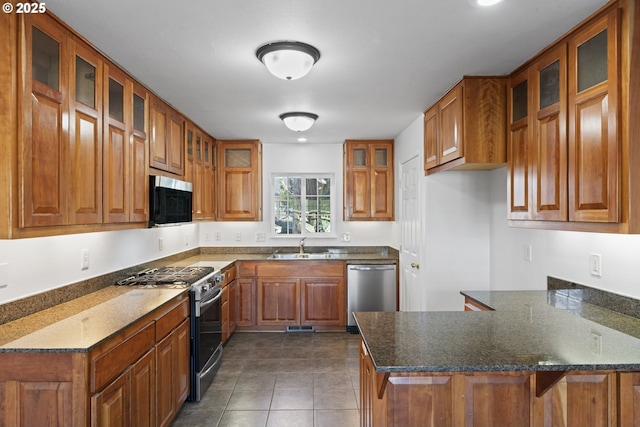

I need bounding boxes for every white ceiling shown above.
[47,0,608,144]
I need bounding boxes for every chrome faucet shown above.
[299,237,306,254]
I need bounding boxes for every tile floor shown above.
[171,331,361,427]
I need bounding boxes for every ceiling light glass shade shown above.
[257,41,321,80]
[473,0,502,6]
[279,112,318,132]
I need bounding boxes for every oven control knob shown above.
[201,283,210,292]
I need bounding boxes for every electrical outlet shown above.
[81,249,90,270]
[158,238,163,251]
[341,232,351,242]
[255,232,266,242]
[589,253,602,277]
[0,263,8,289]
[523,244,532,262]
[590,331,602,356]
[204,233,210,242]
[235,232,242,242]
[215,232,221,241]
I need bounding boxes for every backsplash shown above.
[0,248,200,325]
[548,276,640,321]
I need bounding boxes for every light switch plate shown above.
[81,249,90,271]
[589,253,602,277]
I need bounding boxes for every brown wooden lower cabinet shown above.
[0,293,189,427]
[155,318,189,427]
[236,260,346,331]
[360,339,634,427]
[91,348,156,427]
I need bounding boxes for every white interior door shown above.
[400,155,421,311]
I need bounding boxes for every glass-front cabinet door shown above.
[531,44,567,221]
[22,15,70,227]
[567,10,619,223]
[217,140,262,221]
[507,71,531,220]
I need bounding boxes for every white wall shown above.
[489,167,640,299]
[199,142,397,248]
[0,223,198,304]
[0,142,399,306]
[395,114,492,311]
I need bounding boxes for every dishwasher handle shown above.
[348,265,396,271]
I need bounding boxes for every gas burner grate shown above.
[116,266,215,287]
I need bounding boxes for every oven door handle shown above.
[198,286,223,315]
[200,345,223,378]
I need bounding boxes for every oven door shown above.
[189,285,223,401]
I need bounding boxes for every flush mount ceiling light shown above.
[279,112,318,132]
[256,41,321,80]
[468,0,502,6]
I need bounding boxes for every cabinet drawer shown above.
[224,266,237,283]
[155,293,190,341]
[237,261,258,277]
[257,261,344,277]
[90,321,155,393]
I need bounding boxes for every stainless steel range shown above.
[116,265,224,402]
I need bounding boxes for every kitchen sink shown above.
[268,252,334,260]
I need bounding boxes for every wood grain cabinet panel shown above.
[130,83,149,223]
[424,76,507,175]
[16,12,150,234]
[508,4,627,231]
[130,349,155,427]
[619,372,640,427]
[186,125,216,220]
[423,106,438,171]
[103,64,129,224]
[91,370,129,427]
[217,140,262,221]
[344,140,394,221]
[532,44,568,221]
[464,374,532,427]
[300,278,345,326]
[258,278,300,326]
[20,13,71,228]
[69,38,103,225]
[149,95,184,177]
[236,278,257,327]
[507,70,532,219]
[568,10,619,223]
[533,373,613,427]
[149,96,168,173]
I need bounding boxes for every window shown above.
[273,175,333,236]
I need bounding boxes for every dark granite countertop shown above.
[355,290,640,374]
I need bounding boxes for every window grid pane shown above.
[274,176,331,236]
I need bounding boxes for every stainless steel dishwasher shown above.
[347,264,397,333]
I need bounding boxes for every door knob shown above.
[411,263,420,269]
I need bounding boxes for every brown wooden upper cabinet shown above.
[423,76,507,175]
[217,140,262,221]
[508,3,626,231]
[344,139,394,221]
[20,13,72,228]
[149,94,184,176]
[185,122,216,220]
[102,63,149,225]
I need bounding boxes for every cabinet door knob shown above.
[411,263,420,269]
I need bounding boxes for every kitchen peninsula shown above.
[355,289,640,426]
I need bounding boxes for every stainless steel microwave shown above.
[149,175,193,226]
